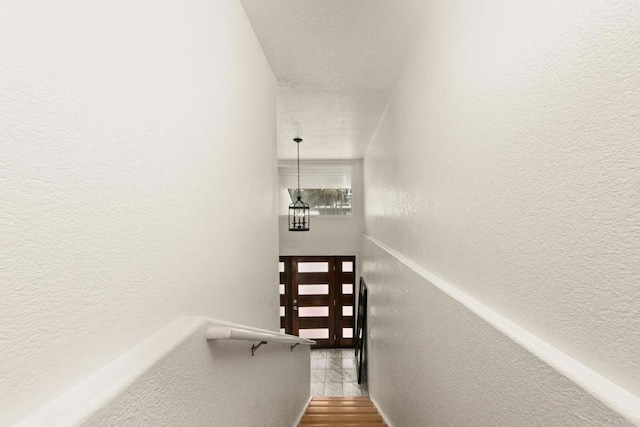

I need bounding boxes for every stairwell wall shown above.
[0,0,303,424]
[363,0,640,425]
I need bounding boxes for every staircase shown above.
[298,397,386,426]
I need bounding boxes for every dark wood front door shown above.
[279,256,355,348]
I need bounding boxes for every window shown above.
[286,189,351,216]
[279,162,352,216]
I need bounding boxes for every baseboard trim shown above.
[370,395,394,427]
[292,395,313,427]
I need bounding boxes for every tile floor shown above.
[310,348,368,397]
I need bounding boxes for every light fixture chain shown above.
[297,140,301,198]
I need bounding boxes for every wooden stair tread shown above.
[298,397,385,426]
[310,399,374,407]
[300,424,385,426]
[306,407,378,414]
[309,401,374,407]
[302,414,382,421]
[311,396,371,402]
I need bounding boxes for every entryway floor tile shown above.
[309,348,368,397]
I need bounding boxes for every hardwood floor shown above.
[298,397,386,426]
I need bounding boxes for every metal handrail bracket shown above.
[251,341,267,356]
[206,323,315,356]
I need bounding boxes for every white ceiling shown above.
[239,0,429,160]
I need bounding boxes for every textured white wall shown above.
[0,0,283,424]
[363,0,640,424]
[279,161,364,273]
[86,332,309,427]
[14,317,310,427]
[363,239,628,426]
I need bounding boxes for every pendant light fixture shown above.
[289,138,310,231]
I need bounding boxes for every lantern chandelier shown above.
[288,138,310,231]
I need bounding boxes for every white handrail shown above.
[204,318,311,341]
[205,321,315,356]
[206,326,314,344]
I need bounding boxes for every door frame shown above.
[279,255,356,348]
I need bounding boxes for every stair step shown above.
[298,397,385,426]
[299,424,386,427]
[310,398,374,407]
[309,402,375,407]
[302,414,383,421]
[300,424,386,427]
[310,398,373,401]
[305,407,378,414]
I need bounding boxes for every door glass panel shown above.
[279,306,285,317]
[279,284,285,295]
[342,306,353,316]
[298,262,329,273]
[342,284,353,294]
[299,328,330,339]
[279,262,285,273]
[298,284,329,295]
[298,306,329,317]
[343,328,353,339]
[342,261,353,272]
